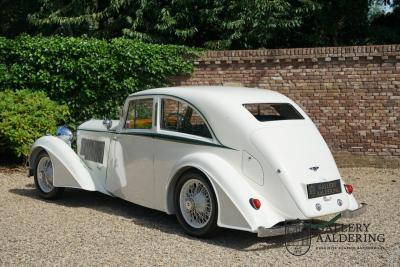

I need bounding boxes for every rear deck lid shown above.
[251,121,349,217]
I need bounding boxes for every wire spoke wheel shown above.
[36,156,54,193]
[179,179,212,229]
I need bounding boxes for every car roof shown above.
[131,86,290,105]
[129,86,306,149]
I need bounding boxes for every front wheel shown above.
[174,171,218,237]
[34,151,64,199]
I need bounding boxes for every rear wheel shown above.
[174,171,218,237]
[34,151,64,199]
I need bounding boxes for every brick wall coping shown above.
[197,44,400,64]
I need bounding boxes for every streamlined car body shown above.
[28,86,366,237]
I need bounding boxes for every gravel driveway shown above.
[0,167,399,266]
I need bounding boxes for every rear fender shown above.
[166,152,287,232]
[28,136,101,192]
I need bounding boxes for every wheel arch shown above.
[28,146,45,175]
[28,136,99,191]
[165,153,255,232]
[166,166,205,215]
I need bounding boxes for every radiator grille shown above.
[80,138,105,163]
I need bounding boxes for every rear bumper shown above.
[340,202,367,218]
[257,221,310,238]
[257,225,288,237]
[257,203,367,237]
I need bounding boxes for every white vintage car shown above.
[28,86,366,237]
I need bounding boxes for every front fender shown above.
[28,136,99,191]
[166,152,287,233]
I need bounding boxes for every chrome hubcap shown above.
[36,156,54,193]
[179,179,212,228]
[185,200,194,211]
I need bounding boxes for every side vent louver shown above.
[80,138,105,163]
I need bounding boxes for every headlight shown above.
[56,125,73,146]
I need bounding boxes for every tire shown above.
[33,151,64,199]
[174,171,218,237]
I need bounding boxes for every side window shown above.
[161,98,212,139]
[124,98,153,129]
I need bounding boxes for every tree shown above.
[27,0,129,38]
[3,0,399,49]
[122,0,317,49]
[0,0,40,37]
[122,0,229,48]
[221,0,317,49]
[283,0,371,47]
[27,0,317,49]
[368,0,400,43]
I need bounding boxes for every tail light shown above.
[344,184,353,194]
[249,198,261,210]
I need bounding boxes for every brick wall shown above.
[173,45,400,167]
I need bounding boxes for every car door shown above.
[106,96,155,209]
[153,96,215,211]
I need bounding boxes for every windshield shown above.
[243,103,304,122]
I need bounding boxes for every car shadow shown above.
[9,184,346,252]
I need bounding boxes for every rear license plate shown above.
[307,179,341,199]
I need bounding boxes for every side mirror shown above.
[103,119,112,130]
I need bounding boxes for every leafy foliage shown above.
[0,0,40,37]
[27,0,317,49]
[121,0,318,49]
[0,89,69,158]
[27,0,129,38]
[368,0,400,43]
[1,0,400,48]
[282,0,371,47]
[0,36,197,124]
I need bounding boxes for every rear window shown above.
[243,103,304,122]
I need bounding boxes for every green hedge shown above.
[0,36,197,124]
[0,89,69,158]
